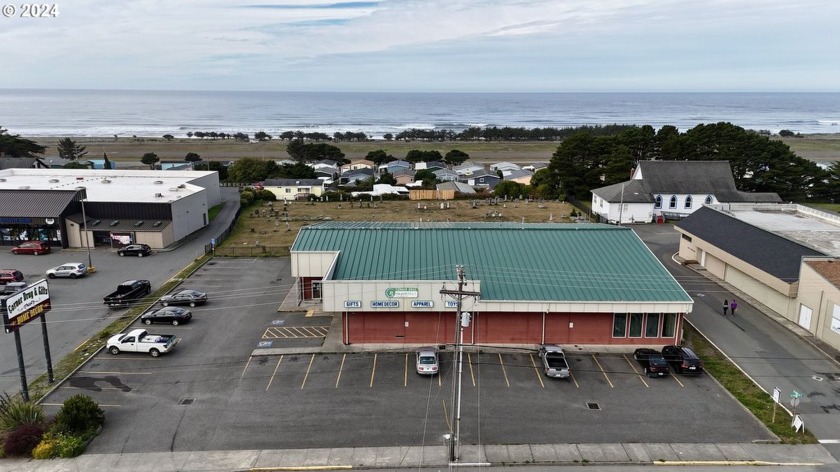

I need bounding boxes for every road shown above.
[632,224,840,461]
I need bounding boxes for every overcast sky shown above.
[2,0,838,92]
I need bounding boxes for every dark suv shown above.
[633,348,670,377]
[661,345,704,374]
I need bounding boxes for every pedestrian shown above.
[730,299,738,317]
[722,299,729,316]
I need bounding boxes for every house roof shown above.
[803,259,840,287]
[504,169,534,180]
[592,161,782,203]
[292,222,691,303]
[437,181,476,194]
[675,206,823,281]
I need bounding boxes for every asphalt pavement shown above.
[3,222,840,470]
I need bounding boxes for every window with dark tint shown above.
[629,313,643,337]
[645,313,660,337]
[662,313,677,337]
[613,313,627,337]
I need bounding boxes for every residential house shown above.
[523,162,549,173]
[340,159,374,173]
[437,181,476,195]
[263,178,326,201]
[339,168,374,186]
[466,169,502,190]
[590,160,782,225]
[379,160,412,175]
[313,165,339,181]
[504,169,534,185]
[415,160,447,172]
[391,168,416,186]
[433,168,459,182]
[489,162,522,174]
[453,161,485,177]
[351,184,409,198]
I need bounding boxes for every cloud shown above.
[0,0,837,91]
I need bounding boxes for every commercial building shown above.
[675,203,840,351]
[291,222,693,346]
[0,168,220,249]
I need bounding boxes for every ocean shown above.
[1,89,839,139]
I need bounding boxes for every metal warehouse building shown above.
[291,222,693,346]
[0,168,220,249]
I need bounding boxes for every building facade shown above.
[291,222,693,347]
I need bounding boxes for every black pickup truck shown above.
[103,280,151,308]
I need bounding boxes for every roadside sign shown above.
[792,415,804,433]
[772,387,781,404]
[790,397,800,408]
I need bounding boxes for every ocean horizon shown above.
[1,89,839,139]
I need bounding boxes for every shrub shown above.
[3,423,45,456]
[52,395,104,436]
[32,434,58,459]
[55,433,86,458]
[0,393,44,432]
[256,189,277,201]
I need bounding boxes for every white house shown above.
[590,161,782,224]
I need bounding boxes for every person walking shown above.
[722,299,729,316]
[730,299,738,317]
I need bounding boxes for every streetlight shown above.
[76,187,94,273]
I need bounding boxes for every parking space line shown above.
[240,356,253,380]
[442,399,451,430]
[84,371,152,375]
[569,371,579,388]
[266,355,283,391]
[671,373,685,387]
[624,355,649,388]
[404,353,408,387]
[498,353,510,387]
[592,355,614,388]
[529,354,545,388]
[335,353,346,388]
[467,353,476,387]
[370,353,377,388]
[300,354,315,389]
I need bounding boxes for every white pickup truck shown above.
[106,328,179,357]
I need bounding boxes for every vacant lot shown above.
[223,198,577,252]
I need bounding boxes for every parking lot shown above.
[35,258,776,454]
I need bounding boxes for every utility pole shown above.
[440,265,480,464]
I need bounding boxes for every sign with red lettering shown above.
[1,279,51,333]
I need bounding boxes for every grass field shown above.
[34,133,840,167]
[220,198,577,255]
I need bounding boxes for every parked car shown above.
[661,345,704,375]
[117,244,152,257]
[633,348,670,377]
[538,344,570,379]
[160,289,208,307]
[415,346,439,375]
[0,269,24,285]
[11,241,51,255]
[141,306,192,326]
[46,262,88,279]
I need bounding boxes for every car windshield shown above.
[650,357,667,366]
[418,355,436,364]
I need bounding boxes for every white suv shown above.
[46,262,88,279]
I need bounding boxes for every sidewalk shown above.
[2,442,836,471]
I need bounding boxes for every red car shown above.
[11,241,51,255]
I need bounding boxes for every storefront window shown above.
[662,313,677,337]
[613,313,627,337]
[646,313,660,337]
[629,313,643,337]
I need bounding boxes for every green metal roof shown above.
[292,222,691,303]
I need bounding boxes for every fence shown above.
[210,245,289,257]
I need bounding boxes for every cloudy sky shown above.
[1,0,838,92]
